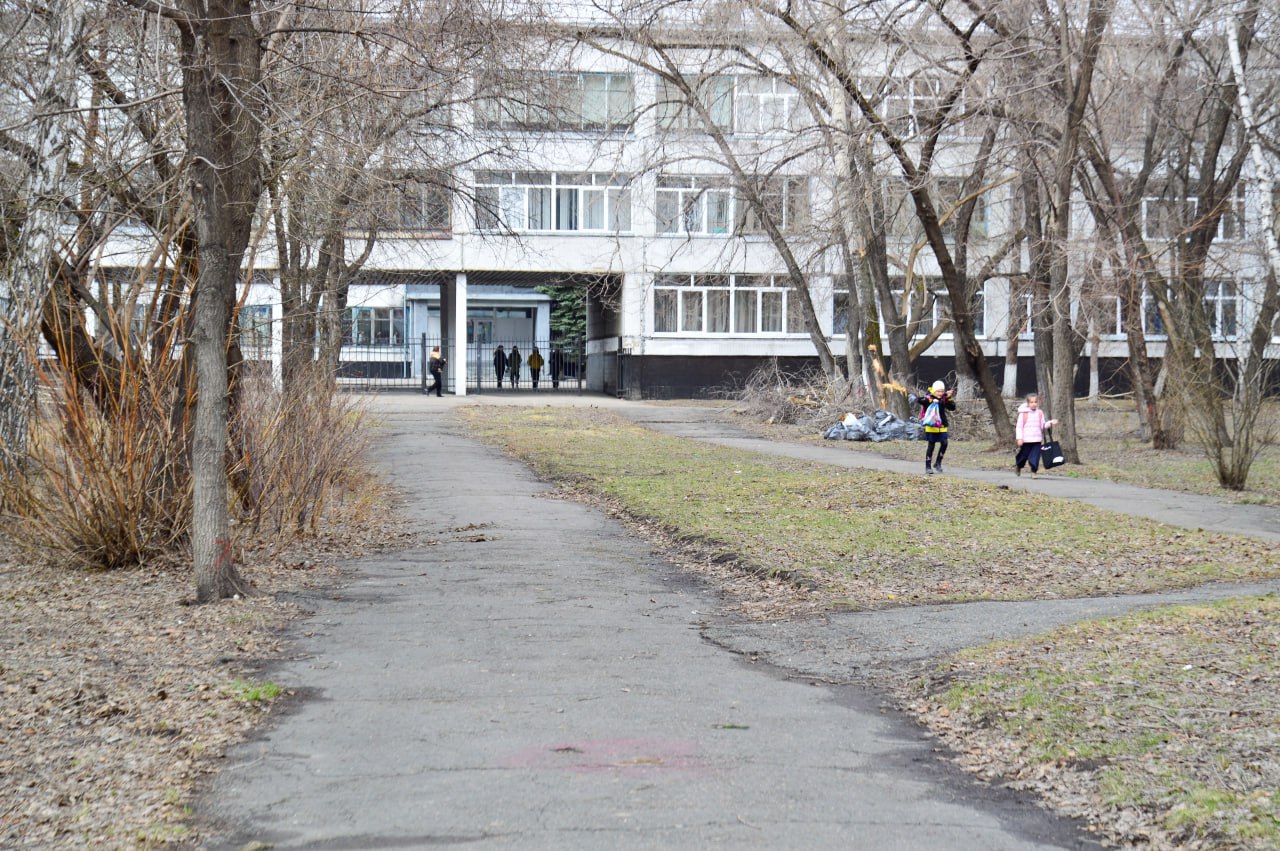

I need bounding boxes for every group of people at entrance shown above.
[426,344,571,394]
[911,380,1058,478]
[493,345,565,389]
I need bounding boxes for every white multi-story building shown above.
[81,4,1280,399]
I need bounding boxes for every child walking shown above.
[914,380,956,475]
[1014,393,1059,479]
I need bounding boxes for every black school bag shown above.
[1040,427,1066,469]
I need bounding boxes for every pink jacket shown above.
[1016,404,1048,443]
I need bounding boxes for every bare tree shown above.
[0,0,87,478]
[114,0,266,600]
[755,0,1020,442]
[1078,0,1270,488]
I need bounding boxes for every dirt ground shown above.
[0,522,416,847]
[2,396,1276,847]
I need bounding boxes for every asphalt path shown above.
[202,392,1280,849]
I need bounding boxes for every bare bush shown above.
[230,366,380,551]
[0,350,382,571]
[1,348,190,570]
[733,360,878,429]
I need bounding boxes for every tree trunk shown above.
[0,0,86,479]
[175,0,263,602]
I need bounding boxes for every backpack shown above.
[922,400,943,427]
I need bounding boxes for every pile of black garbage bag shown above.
[823,410,924,442]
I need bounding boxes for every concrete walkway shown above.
[203,393,1279,849]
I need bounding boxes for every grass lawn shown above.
[919,597,1280,849]
[462,405,1280,609]
[461,403,1280,850]
[768,397,1280,506]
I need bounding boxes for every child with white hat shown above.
[913,380,956,474]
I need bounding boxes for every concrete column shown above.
[453,272,468,396]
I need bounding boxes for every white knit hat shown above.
[931,380,946,393]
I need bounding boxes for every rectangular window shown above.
[832,286,850,336]
[654,289,677,332]
[239,305,272,357]
[476,172,631,233]
[735,288,758,333]
[877,75,946,137]
[1142,291,1167,337]
[1205,279,1238,339]
[761,291,784,332]
[476,72,635,131]
[707,289,730,333]
[681,290,704,332]
[343,307,405,346]
[656,175,731,235]
[735,75,798,134]
[786,285,806,334]
[886,276,947,337]
[1140,182,1246,242]
[657,75,734,131]
[736,177,810,234]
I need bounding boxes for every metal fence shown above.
[331,336,586,393]
[468,338,585,393]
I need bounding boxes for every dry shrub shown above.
[1,350,381,570]
[733,360,874,428]
[2,350,191,569]
[230,365,379,550]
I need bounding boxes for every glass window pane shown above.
[581,74,607,127]
[500,187,525,229]
[656,191,678,233]
[608,75,634,127]
[529,187,553,229]
[786,291,805,333]
[707,289,730,332]
[654,289,677,332]
[476,186,500,229]
[832,290,849,336]
[583,189,604,229]
[707,76,733,129]
[681,291,703,332]
[556,187,578,230]
[609,188,631,231]
[735,290,757,333]
[682,191,703,232]
[761,291,783,332]
[707,189,731,233]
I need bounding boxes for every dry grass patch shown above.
[460,406,1280,609]
[912,596,1280,850]
[738,396,1280,506]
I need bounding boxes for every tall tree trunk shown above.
[0,0,86,478]
[173,0,263,602]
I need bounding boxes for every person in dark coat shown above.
[493,345,506,387]
[427,346,445,397]
[507,345,522,388]
[550,346,563,388]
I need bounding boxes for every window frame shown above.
[475,171,632,234]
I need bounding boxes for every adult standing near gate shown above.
[493,345,506,387]
[527,346,545,388]
[507,345,522,388]
[427,346,445,397]
[550,346,564,388]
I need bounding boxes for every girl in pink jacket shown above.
[1015,393,1058,478]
